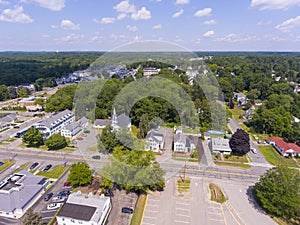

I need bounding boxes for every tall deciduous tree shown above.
[22,209,46,225]
[22,126,44,147]
[229,128,250,156]
[67,162,92,186]
[98,125,118,154]
[45,133,67,150]
[138,114,150,139]
[253,167,300,222]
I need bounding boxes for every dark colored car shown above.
[121,207,134,214]
[30,162,39,170]
[43,164,52,172]
[13,126,20,129]
[58,190,70,196]
[92,155,100,160]
[64,182,71,187]
[44,192,53,201]
[0,162,4,166]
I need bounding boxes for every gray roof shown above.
[210,138,231,152]
[94,119,111,127]
[37,110,73,128]
[58,203,96,221]
[117,113,131,127]
[174,132,191,148]
[146,130,164,143]
[0,113,17,123]
[0,170,48,213]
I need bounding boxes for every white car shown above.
[52,196,66,203]
[251,148,257,154]
[47,203,62,210]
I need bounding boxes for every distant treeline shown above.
[0,52,103,86]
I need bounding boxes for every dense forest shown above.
[0,52,102,86]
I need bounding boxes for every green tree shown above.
[18,87,30,98]
[253,167,300,223]
[22,209,46,225]
[44,133,67,150]
[98,125,118,154]
[34,98,45,109]
[22,126,44,147]
[115,127,135,150]
[67,162,92,186]
[138,114,150,139]
[229,128,250,156]
[0,84,9,101]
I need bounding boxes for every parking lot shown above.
[107,189,137,225]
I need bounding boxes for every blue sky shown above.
[0,0,300,51]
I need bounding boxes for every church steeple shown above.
[112,107,117,125]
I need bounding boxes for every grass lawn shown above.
[4,138,16,142]
[209,183,227,203]
[182,127,200,134]
[130,194,147,225]
[258,145,299,167]
[0,159,15,173]
[215,161,251,169]
[223,154,249,163]
[228,105,245,120]
[14,162,30,173]
[177,178,191,193]
[0,127,10,133]
[36,166,68,179]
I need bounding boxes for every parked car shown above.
[43,164,52,172]
[121,207,134,214]
[84,130,90,133]
[58,190,70,196]
[92,155,100,160]
[63,182,71,187]
[47,203,62,210]
[30,162,38,170]
[52,196,67,203]
[44,192,54,201]
[13,126,20,129]
[0,162,4,166]
[253,135,259,140]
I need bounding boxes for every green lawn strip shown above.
[36,166,68,179]
[177,179,191,192]
[0,159,15,173]
[228,105,245,118]
[258,145,298,167]
[209,183,227,203]
[14,162,30,173]
[214,161,251,168]
[239,123,249,132]
[130,194,147,225]
[87,145,99,151]
[223,154,249,163]
[131,125,139,138]
[182,127,200,134]
[0,127,10,133]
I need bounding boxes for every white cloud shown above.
[113,0,136,13]
[117,13,127,20]
[90,33,102,43]
[203,19,216,25]
[61,19,80,30]
[127,25,138,32]
[194,8,212,17]
[257,20,272,25]
[0,0,9,5]
[175,0,189,5]
[203,30,215,37]
[131,7,151,20]
[0,6,33,23]
[275,16,300,32]
[100,17,116,24]
[21,0,65,11]
[215,33,257,42]
[51,24,58,29]
[172,9,184,18]
[58,34,84,43]
[250,0,300,10]
[153,24,162,29]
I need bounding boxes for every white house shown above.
[145,130,165,152]
[61,117,88,139]
[173,126,194,153]
[56,191,111,225]
[34,110,74,139]
[209,137,232,155]
[111,108,131,131]
[93,119,111,129]
[268,137,300,157]
[143,68,160,77]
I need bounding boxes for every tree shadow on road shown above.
[246,185,267,215]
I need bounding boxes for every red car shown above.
[64,182,71,187]
[77,137,83,141]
